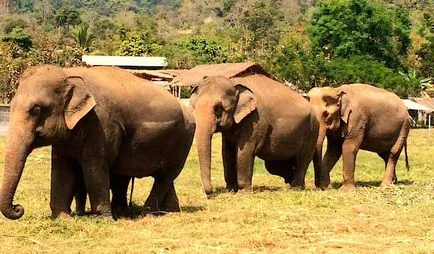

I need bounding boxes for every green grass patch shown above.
[0,130,433,253]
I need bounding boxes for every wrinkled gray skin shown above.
[307,84,410,189]
[0,65,195,220]
[191,75,319,195]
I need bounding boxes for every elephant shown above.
[307,84,410,189]
[0,65,195,220]
[190,75,319,195]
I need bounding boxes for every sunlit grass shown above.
[0,129,433,253]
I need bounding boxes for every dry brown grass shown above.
[0,129,433,253]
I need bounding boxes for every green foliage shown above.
[238,0,282,57]
[53,6,81,29]
[418,37,434,78]
[272,35,326,91]
[321,56,420,97]
[308,0,411,68]
[176,36,228,64]
[71,24,95,52]
[116,31,162,56]
[2,18,28,34]
[1,27,33,51]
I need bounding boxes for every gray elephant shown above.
[190,75,319,195]
[307,84,410,189]
[0,65,195,220]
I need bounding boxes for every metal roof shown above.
[82,55,167,68]
[170,62,274,87]
[403,99,433,112]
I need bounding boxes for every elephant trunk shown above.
[313,126,327,188]
[0,123,33,220]
[195,113,216,196]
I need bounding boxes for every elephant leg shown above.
[236,143,256,192]
[378,152,398,184]
[81,159,111,217]
[160,182,180,212]
[144,175,175,214]
[74,168,87,216]
[341,136,363,189]
[381,122,409,186]
[292,148,315,189]
[110,172,131,218]
[321,139,343,188]
[50,149,77,219]
[222,138,237,192]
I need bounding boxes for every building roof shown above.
[170,62,274,87]
[82,55,167,69]
[128,69,188,82]
[403,99,433,112]
[411,97,434,111]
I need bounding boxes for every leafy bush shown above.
[322,56,420,97]
[308,0,411,69]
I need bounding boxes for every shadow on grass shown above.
[71,203,205,220]
[331,179,414,189]
[207,185,284,199]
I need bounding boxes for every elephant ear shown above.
[189,85,199,108]
[338,91,351,124]
[234,84,257,124]
[64,76,96,130]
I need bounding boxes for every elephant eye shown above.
[214,104,224,117]
[322,111,329,119]
[30,106,42,117]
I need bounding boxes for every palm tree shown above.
[71,24,95,52]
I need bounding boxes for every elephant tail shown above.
[404,141,409,171]
[129,177,135,207]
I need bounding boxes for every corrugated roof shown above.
[170,62,273,87]
[411,97,434,111]
[82,55,167,68]
[128,69,174,79]
[403,99,433,112]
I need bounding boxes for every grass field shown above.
[0,129,433,253]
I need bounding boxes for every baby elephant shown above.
[191,75,319,195]
[307,84,410,189]
[0,65,195,220]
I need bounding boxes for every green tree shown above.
[2,27,33,51]
[308,0,411,68]
[116,31,162,56]
[176,36,228,64]
[53,6,81,30]
[71,24,95,52]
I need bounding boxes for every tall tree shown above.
[307,0,411,68]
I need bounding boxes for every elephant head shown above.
[190,76,256,195]
[306,87,351,187]
[307,87,351,139]
[0,65,96,220]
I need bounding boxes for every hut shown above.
[127,69,187,97]
[403,99,433,128]
[81,55,189,96]
[169,62,275,98]
[410,97,434,128]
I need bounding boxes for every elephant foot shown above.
[111,205,128,219]
[289,180,305,190]
[225,184,238,193]
[237,185,253,194]
[380,180,393,187]
[339,183,356,190]
[50,211,71,220]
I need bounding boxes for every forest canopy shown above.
[0,0,433,102]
